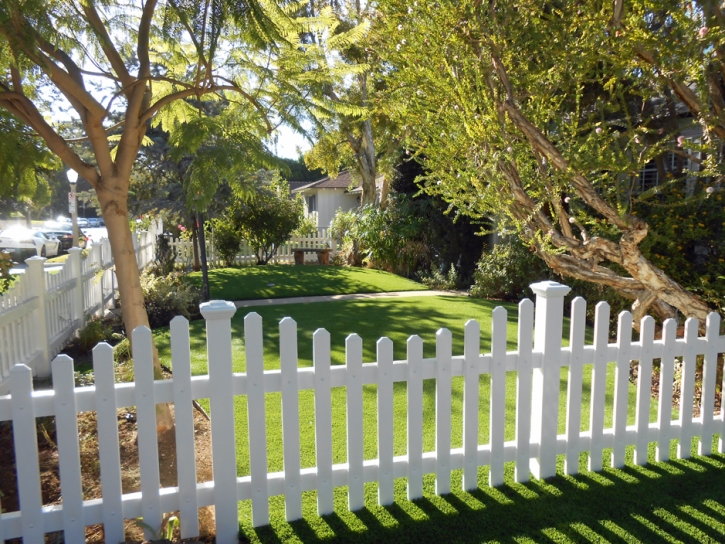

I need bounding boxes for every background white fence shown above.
[1,281,725,543]
[170,228,336,267]
[0,221,160,393]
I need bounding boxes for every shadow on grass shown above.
[241,453,725,543]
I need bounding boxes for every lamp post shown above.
[67,170,79,248]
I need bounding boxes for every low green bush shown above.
[470,242,551,301]
[418,263,460,290]
[77,317,113,353]
[140,271,202,329]
[470,241,630,325]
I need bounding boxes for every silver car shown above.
[0,226,61,260]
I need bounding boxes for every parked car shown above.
[0,227,61,260]
[41,225,87,253]
[87,218,100,227]
[77,218,89,228]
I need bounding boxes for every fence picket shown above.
[490,307,507,487]
[133,326,162,538]
[588,302,610,472]
[200,301,239,544]
[515,300,534,482]
[52,355,85,543]
[10,365,44,544]
[93,343,125,544]
[657,319,677,462]
[700,313,721,455]
[245,313,270,526]
[281,318,303,520]
[463,320,481,490]
[435,328,452,495]
[678,318,699,459]
[633,316,655,465]
[170,316,200,538]
[564,297,586,476]
[377,337,395,505]
[346,333,364,511]
[313,328,334,515]
[612,312,633,468]
[407,335,424,500]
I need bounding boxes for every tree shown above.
[301,1,398,206]
[0,111,57,222]
[378,0,725,326]
[233,170,303,264]
[0,1,342,427]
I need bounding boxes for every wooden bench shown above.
[292,248,331,265]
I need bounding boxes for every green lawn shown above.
[184,265,428,301]
[150,295,722,542]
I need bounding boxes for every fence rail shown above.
[0,222,160,393]
[1,281,725,543]
[170,228,336,267]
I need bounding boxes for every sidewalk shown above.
[233,289,467,308]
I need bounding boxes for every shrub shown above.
[292,214,317,237]
[470,242,552,301]
[78,316,113,353]
[418,263,460,290]
[470,241,630,325]
[113,335,131,362]
[140,271,202,329]
[151,235,176,275]
[209,218,241,267]
[235,175,304,264]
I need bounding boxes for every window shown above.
[637,152,678,192]
[307,195,317,213]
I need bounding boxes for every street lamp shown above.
[67,170,79,248]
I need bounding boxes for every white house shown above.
[291,171,360,228]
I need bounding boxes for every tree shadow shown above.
[241,453,725,543]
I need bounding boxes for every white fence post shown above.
[199,300,239,544]
[26,257,50,377]
[68,247,85,331]
[529,280,570,480]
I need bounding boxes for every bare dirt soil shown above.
[0,400,218,543]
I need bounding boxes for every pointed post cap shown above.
[199,300,237,320]
[530,280,571,298]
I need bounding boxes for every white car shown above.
[0,227,61,260]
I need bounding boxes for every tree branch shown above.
[81,2,134,89]
[0,92,99,182]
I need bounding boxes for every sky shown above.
[272,125,312,159]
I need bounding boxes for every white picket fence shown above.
[1,281,725,544]
[170,228,336,267]
[0,222,159,393]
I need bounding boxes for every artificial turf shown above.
[184,265,428,301]
[152,295,718,543]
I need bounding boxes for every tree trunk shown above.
[191,221,201,272]
[196,210,211,302]
[358,72,377,206]
[98,184,175,432]
[358,119,377,206]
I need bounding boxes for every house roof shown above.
[292,170,358,192]
[288,181,311,192]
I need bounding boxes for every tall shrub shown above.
[235,175,304,264]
